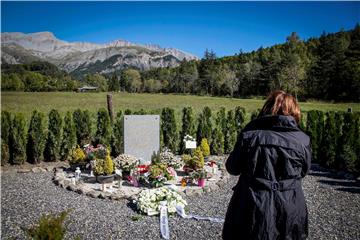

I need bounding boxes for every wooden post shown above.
[107,94,114,122]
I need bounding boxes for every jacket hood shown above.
[243,115,299,132]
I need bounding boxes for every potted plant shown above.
[182,147,204,174]
[93,149,115,184]
[191,169,208,187]
[112,154,139,178]
[69,145,87,171]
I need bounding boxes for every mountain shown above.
[1,32,198,75]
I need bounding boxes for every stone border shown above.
[52,159,230,201]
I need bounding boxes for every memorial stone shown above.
[124,115,160,164]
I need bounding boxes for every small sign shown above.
[185,141,197,149]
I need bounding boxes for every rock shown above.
[203,186,211,193]
[87,191,100,198]
[209,183,220,192]
[46,166,54,172]
[31,167,46,173]
[337,171,346,177]
[66,184,77,191]
[216,180,225,188]
[17,169,31,173]
[344,173,354,180]
[55,167,64,173]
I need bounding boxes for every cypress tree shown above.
[225,110,237,153]
[196,106,212,144]
[251,109,260,121]
[338,112,357,172]
[161,108,178,152]
[1,111,12,165]
[315,111,325,162]
[211,109,225,155]
[299,111,306,131]
[111,111,124,156]
[44,109,62,161]
[60,111,76,161]
[319,112,337,167]
[306,110,318,162]
[95,108,112,147]
[9,113,27,165]
[26,110,45,164]
[179,107,196,154]
[73,109,92,146]
[234,106,246,136]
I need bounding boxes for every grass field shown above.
[2,92,359,121]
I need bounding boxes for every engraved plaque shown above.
[124,115,160,164]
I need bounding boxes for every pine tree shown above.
[225,110,237,153]
[161,108,178,152]
[60,111,76,161]
[44,109,62,161]
[95,108,112,147]
[26,110,45,164]
[1,111,12,165]
[179,107,196,154]
[111,111,124,156]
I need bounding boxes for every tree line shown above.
[1,24,359,101]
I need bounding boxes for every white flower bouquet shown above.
[160,147,183,169]
[113,154,139,173]
[136,187,187,216]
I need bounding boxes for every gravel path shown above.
[1,166,360,240]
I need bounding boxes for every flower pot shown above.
[96,174,115,184]
[198,178,205,187]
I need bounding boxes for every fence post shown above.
[107,94,114,123]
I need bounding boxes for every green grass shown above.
[2,92,359,121]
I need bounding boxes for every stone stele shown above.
[124,115,160,164]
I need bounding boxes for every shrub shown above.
[196,106,212,145]
[200,138,210,157]
[95,108,112,146]
[319,112,337,168]
[111,111,124,156]
[94,150,114,176]
[60,112,76,161]
[1,111,12,165]
[9,113,27,165]
[306,110,318,162]
[161,108,178,152]
[73,109,92,146]
[124,109,132,115]
[179,107,196,154]
[225,110,237,154]
[24,210,70,240]
[70,145,85,164]
[26,110,45,164]
[44,109,62,161]
[315,111,325,161]
[211,126,224,155]
[234,106,246,136]
[194,147,204,169]
[338,112,358,172]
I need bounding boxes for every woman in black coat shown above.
[222,90,311,240]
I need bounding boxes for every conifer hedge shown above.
[111,111,124,156]
[196,106,212,145]
[95,108,112,146]
[225,110,237,153]
[9,113,27,165]
[179,107,196,154]
[235,106,246,136]
[60,111,76,161]
[26,110,45,164]
[1,111,12,165]
[211,108,225,155]
[73,109,92,146]
[44,109,62,161]
[161,107,178,152]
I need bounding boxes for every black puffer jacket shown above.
[222,115,311,240]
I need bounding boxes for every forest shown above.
[1,24,359,102]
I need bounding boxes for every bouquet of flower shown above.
[83,144,107,161]
[160,147,183,169]
[136,187,187,216]
[113,154,140,174]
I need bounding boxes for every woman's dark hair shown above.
[259,90,301,123]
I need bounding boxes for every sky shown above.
[1,1,360,57]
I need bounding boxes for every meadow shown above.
[2,92,359,121]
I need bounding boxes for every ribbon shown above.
[160,201,170,239]
[176,205,224,223]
